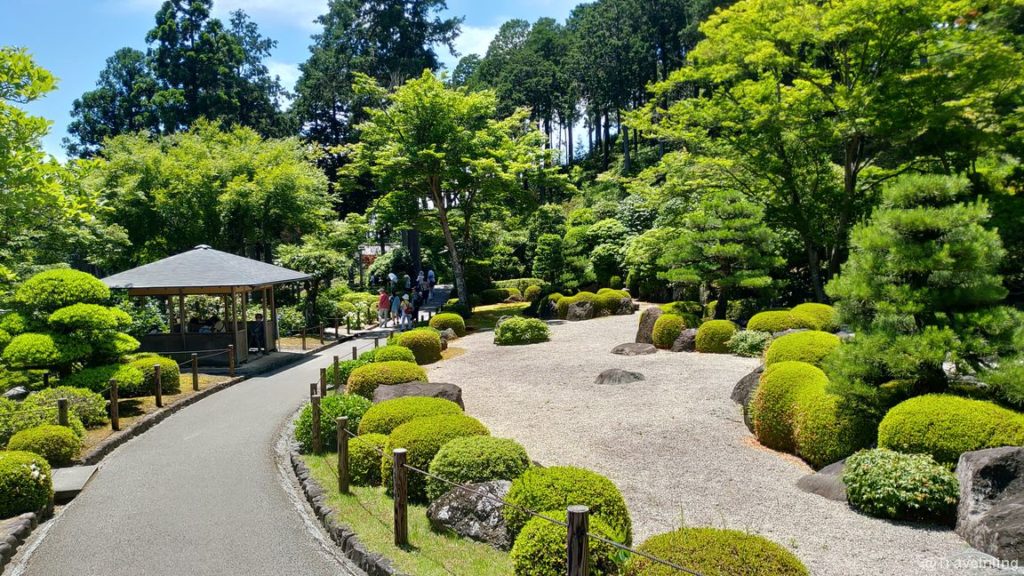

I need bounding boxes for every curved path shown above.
[11,341,379,576]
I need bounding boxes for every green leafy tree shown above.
[276,237,345,324]
[532,234,564,284]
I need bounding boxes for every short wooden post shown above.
[191,353,199,391]
[393,448,409,546]
[356,310,361,327]
[57,398,69,427]
[109,379,120,431]
[301,327,307,351]
[567,506,590,576]
[43,372,50,388]
[374,337,380,349]
[227,345,235,377]
[337,416,349,494]
[154,364,163,408]
[319,367,327,397]
[333,317,339,339]
[311,395,322,454]
[332,356,341,390]
[319,324,325,345]
[346,318,351,335]
[351,346,357,360]
[310,382,317,399]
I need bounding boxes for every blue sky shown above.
[2,0,585,159]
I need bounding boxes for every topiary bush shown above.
[877,394,1024,465]
[504,466,632,544]
[790,303,840,332]
[294,394,372,453]
[2,333,65,369]
[843,449,959,524]
[349,433,387,486]
[0,451,52,517]
[346,361,428,399]
[14,268,110,314]
[24,386,108,428]
[393,328,443,364]
[381,414,490,502]
[0,398,85,447]
[47,303,130,333]
[727,330,772,358]
[429,313,466,337]
[624,527,809,576]
[0,312,28,336]
[695,320,738,353]
[746,311,817,333]
[7,424,82,466]
[426,436,531,501]
[751,362,826,453]
[62,363,146,397]
[326,358,370,390]
[652,314,685,349]
[125,354,181,396]
[494,317,550,346]
[370,345,417,364]
[594,290,629,315]
[358,397,463,436]
[524,285,542,302]
[792,379,874,469]
[764,331,841,367]
[510,510,621,576]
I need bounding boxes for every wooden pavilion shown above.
[101,245,310,366]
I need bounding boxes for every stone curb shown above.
[289,448,406,576]
[0,511,39,573]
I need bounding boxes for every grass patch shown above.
[303,454,513,576]
[466,303,530,332]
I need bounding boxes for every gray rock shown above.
[427,480,512,550]
[3,386,28,401]
[731,365,764,432]
[439,328,457,341]
[595,369,645,385]
[797,459,847,502]
[611,343,658,356]
[670,329,698,352]
[566,301,595,321]
[373,382,464,409]
[635,307,663,344]
[956,447,1024,562]
[836,330,854,342]
[614,298,635,316]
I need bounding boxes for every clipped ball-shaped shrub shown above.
[349,433,387,486]
[370,345,416,364]
[652,314,685,349]
[24,386,108,428]
[877,394,1024,464]
[346,361,428,399]
[62,363,145,396]
[556,292,596,319]
[751,362,827,453]
[294,394,372,453]
[382,414,490,502]
[48,303,130,333]
[764,331,841,367]
[15,268,110,313]
[595,290,629,315]
[394,328,443,364]
[426,436,531,501]
[504,466,632,543]
[0,451,52,517]
[524,285,542,302]
[0,399,85,446]
[2,333,63,369]
[792,380,874,469]
[429,313,466,337]
[746,311,817,333]
[510,510,621,576]
[843,449,959,523]
[0,312,28,336]
[358,397,462,436]
[624,527,809,576]
[695,320,738,353]
[659,301,701,328]
[790,303,839,332]
[92,332,140,360]
[7,424,82,466]
[326,358,370,389]
[125,354,181,396]
[547,293,564,304]
[494,317,550,346]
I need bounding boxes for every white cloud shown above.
[268,60,301,92]
[439,24,497,70]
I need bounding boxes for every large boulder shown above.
[956,447,1024,562]
[614,298,635,316]
[731,365,764,432]
[670,329,698,352]
[427,480,512,550]
[611,343,657,356]
[595,369,645,385]
[635,307,663,344]
[438,328,457,342]
[372,381,464,409]
[796,459,847,502]
[566,301,595,322]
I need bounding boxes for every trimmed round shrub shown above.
[381,414,490,502]
[92,332,140,360]
[346,361,428,399]
[349,433,387,486]
[659,301,701,328]
[358,397,462,436]
[843,449,959,523]
[429,313,467,337]
[15,269,110,313]
[0,312,28,335]
[594,290,629,315]
[294,394,372,453]
[510,510,621,576]
[726,330,772,358]
[125,354,181,396]
[426,436,530,501]
[878,394,1024,465]
[394,328,442,364]
[764,331,841,367]
[746,311,817,333]
[695,320,738,353]
[326,358,370,389]
[2,333,63,369]
[48,303,130,333]
[8,424,82,466]
[0,399,85,446]
[524,285,542,302]
[652,314,685,349]
[547,293,564,304]
[370,345,416,364]
[792,379,874,469]
[751,362,826,453]
[62,363,146,396]
[24,386,108,428]
[494,317,550,346]
[0,451,52,517]
[624,527,809,576]
[504,466,632,543]
[556,291,596,319]
[790,303,839,332]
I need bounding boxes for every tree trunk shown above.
[619,110,631,173]
[433,186,468,304]
[567,121,574,167]
[602,112,610,169]
[715,286,729,320]
[806,243,826,302]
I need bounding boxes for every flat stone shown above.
[635,307,662,344]
[53,465,99,504]
[611,343,657,356]
[595,369,645,385]
[670,329,698,352]
[797,459,847,502]
[438,328,457,341]
[2,386,28,401]
[372,381,464,409]
[956,447,1024,562]
[566,301,595,321]
[427,480,512,549]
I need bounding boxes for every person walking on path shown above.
[417,274,430,305]
[399,294,414,330]
[389,292,401,328]
[377,288,390,326]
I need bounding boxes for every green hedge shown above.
[426,436,530,501]
[7,424,82,466]
[877,394,1024,464]
[510,510,621,576]
[494,317,550,346]
[428,313,467,337]
[294,394,372,453]
[524,285,542,302]
[0,451,52,517]
[624,527,809,576]
[62,363,146,397]
[370,345,417,364]
[480,288,522,305]
[695,320,737,353]
[790,303,840,332]
[652,314,685,349]
[125,354,181,396]
[746,311,817,333]
[843,449,959,524]
[764,331,841,367]
[350,433,388,486]
[346,361,427,399]
[0,398,85,447]
[24,386,108,428]
[358,397,463,436]
[393,328,443,364]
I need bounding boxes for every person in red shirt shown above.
[377,288,390,326]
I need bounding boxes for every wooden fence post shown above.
[109,379,120,431]
[319,324,325,345]
[301,327,307,351]
[319,367,327,397]
[43,372,50,388]
[332,356,341,391]
[374,337,380,349]
[309,382,317,399]
[334,317,339,339]
[191,353,199,391]
[356,310,361,328]
[311,394,322,454]
[346,317,351,335]
[351,346,357,360]
[227,345,235,377]
[567,506,590,576]
[337,416,349,494]
[393,448,408,546]
[57,398,69,427]
[154,364,163,408]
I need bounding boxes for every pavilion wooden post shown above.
[230,286,241,357]
[269,286,277,351]
[261,287,270,354]
[178,294,186,347]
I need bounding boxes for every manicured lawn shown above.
[303,454,513,576]
[466,303,530,331]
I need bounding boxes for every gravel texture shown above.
[427,311,994,576]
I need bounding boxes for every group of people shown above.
[377,269,436,330]
[185,315,226,333]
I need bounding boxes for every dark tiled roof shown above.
[102,245,310,290]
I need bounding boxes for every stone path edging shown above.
[0,512,40,573]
